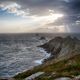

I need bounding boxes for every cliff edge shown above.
[40,36,80,61]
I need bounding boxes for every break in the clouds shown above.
[0,0,80,33]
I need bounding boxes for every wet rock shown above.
[39,36,46,40]
[54,77,72,80]
[25,72,44,80]
[73,75,80,80]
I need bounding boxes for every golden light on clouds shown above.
[58,26,66,32]
[0,2,65,33]
[0,12,64,33]
[31,12,64,28]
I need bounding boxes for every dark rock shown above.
[39,36,46,40]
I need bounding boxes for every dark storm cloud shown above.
[1,0,80,16]
[16,0,80,31]
[14,0,79,15]
[17,0,68,15]
[37,0,80,33]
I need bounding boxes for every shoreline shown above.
[14,47,51,78]
[0,46,51,79]
[34,47,51,64]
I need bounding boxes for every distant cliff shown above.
[40,36,80,61]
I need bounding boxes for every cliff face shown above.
[40,36,80,60]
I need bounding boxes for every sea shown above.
[0,33,80,77]
[0,33,51,77]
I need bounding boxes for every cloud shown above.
[0,0,80,33]
[0,2,30,18]
[0,1,64,26]
[0,0,80,17]
[0,1,65,33]
[15,0,80,28]
[32,25,66,33]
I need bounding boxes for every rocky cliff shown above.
[40,36,80,61]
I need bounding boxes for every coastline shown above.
[34,47,51,64]
[13,36,80,80]
[1,36,80,80]
[15,47,51,76]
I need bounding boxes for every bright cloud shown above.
[0,2,30,18]
[0,1,65,33]
[0,0,80,33]
[31,12,64,27]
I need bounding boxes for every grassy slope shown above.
[14,54,80,80]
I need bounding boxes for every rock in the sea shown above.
[39,36,46,40]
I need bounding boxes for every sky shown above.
[0,0,80,33]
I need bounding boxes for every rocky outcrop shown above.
[39,36,46,40]
[40,36,80,60]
